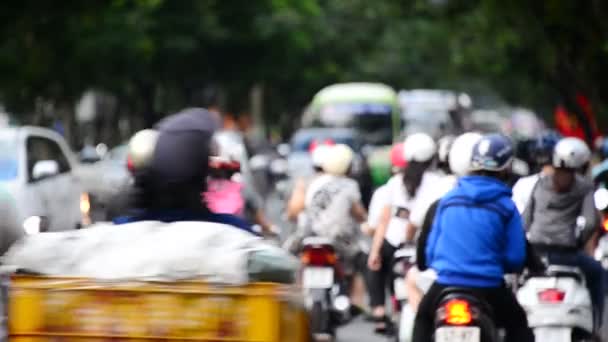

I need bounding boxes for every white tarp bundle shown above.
[2,221,298,284]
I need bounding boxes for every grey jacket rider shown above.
[523,174,599,248]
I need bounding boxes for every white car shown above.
[0,126,87,241]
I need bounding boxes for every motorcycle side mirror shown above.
[594,188,608,211]
[277,143,290,158]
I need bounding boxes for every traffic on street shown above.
[1,2,608,342]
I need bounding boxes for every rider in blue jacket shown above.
[413,134,533,342]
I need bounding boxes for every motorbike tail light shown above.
[301,247,337,266]
[444,299,472,325]
[538,288,565,303]
[603,218,608,232]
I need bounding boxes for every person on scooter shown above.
[404,132,483,311]
[524,137,604,325]
[366,142,407,236]
[512,130,562,213]
[413,133,534,342]
[367,132,439,334]
[204,135,279,236]
[114,107,254,233]
[395,132,482,341]
[286,142,333,222]
[298,144,368,313]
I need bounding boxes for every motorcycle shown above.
[392,245,416,312]
[432,288,498,342]
[299,237,351,341]
[392,245,416,342]
[516,265,595,342]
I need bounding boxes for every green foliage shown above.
[0,0,606,134]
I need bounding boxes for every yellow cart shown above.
[6,275,310,342]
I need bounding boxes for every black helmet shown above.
[133,108,220,210]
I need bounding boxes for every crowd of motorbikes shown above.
[75,116,608,342]
[252,132,608,342]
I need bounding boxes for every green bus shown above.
[302,83,402,185]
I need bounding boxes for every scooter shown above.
[392,245,416,312]
[299,237,351,341]
[391,245,416,342]
[432,288,499,342]
[516,265,595,342]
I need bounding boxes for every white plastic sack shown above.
[2,221,296,284]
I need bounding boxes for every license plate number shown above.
[302,267,334,289]
[435,327,480,342]
[394,278,407,300]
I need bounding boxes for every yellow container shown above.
[7,276,310,342]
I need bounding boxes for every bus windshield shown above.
[313,103,394,145]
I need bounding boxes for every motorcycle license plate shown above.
[302,267,334,289]
[435,327,480,342]
[394,277,407,300]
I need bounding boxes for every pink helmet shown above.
[390,143,407,169]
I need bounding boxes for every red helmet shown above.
[390,143,407,169]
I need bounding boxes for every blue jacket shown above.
[425,175,526,288]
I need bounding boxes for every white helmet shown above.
[553,137,591,169]
[449,132,483,177]
[322,144,354,176]
[312,144,332,168]
[403,133,436,162]
[128,129,159,170]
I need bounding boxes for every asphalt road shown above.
[338,317,388,342]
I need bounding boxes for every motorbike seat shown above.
[544,265,585,283]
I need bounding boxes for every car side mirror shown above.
[32,160,59,181]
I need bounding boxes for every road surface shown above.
[338,317,387,342]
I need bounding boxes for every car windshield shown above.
[291,131,360,152]
[313,103,394,145]
[0,136,18,181]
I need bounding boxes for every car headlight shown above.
[23,216,47,235]
[80,193,91,215]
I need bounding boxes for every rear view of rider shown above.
[413,133,534,342]
[301,144,368,309]
[204,136,277,235]
[304,144,367,264]
[512,130,561,213]
[286,142,333,222]
[367,132,438,333]
[114,108,253,232]
[524,137,604,324]
[366,142,407,235]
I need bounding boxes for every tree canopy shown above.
[0,0,606,142]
